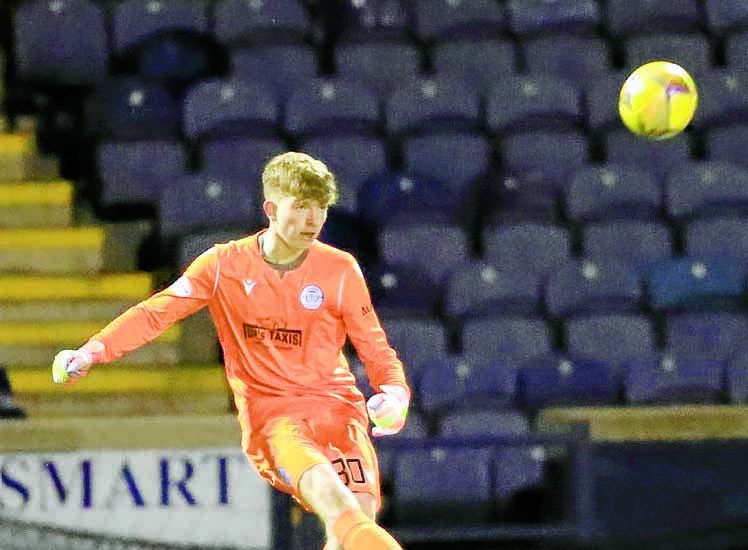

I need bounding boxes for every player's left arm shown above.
[339,258,410,436]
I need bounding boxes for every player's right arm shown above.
[52,248,219,384]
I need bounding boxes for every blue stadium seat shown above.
[493,445,547,516]
[586,70,630,133]
[439,409,529,439]
[380,224,470,285]
[444,261,541,320]
[375,411,429,482]
[418,356,518,414]
[624,355,724,405]
[86,78,180,140]
[686,218,748,261]
[461,317,552,362]
[518,356,619,408]
[605,0,703,37]
[646,257,746,312]
[412,0,507,42]
[666,161,748,219]
[483,223,572,279]
[727,350,748,403]
[506,0,600,37]
[403,133,492,196]
[567,164,661,223]
[212,0,309,47]
[487,76,583,134]
[706,0,748,35]
[566,314,656,361]
[112,0,208,53]
[726,32,748,70]
[300,134,388,215]
[431,40,516,93]
[14,0,108,85]
[357,171,458,227]
[97,140,187,209]
[335,43,422,97]
[337,0,411,43]
[159,174,260,241]
[380,318,450,375]
[176,229,246,271]
[231,45,318,100]
[284,78,380,138]
[605,129,692,184]
[366,261,439,319]
[485,173,560,225]
[393,447,493,523]
[183,78,279,141]
[666,313,748,360]
[624,33,712,75]
[707,125,748,169]
[385,76,482,137]
[583,221,672,275]
[692,70,748,129]
[523,36,611,85]
[545,259,642,319]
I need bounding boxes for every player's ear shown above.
[263,199,277,221]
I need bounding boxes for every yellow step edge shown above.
[0,227,104,249]
[0,322,181,346]
[0,273,153,300]
[0,181,73,206]
[6,365,227,395]
[0,134,36,154]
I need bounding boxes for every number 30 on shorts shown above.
[332,458,366,486]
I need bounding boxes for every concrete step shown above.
[0,133,59,182]
[0,180,73,228]
[0,273,152,300]
[0,300,139,322]
[0,227,105,273]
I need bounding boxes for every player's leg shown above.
[320,489,378,549]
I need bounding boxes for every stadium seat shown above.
[566,314,656,361]
[624,33,712,75]
[231,45,319,100]
[493,445,547,517]
[393,447,493,524]
[646,257,746,312]
[384,76,482,137]
[380,224,471,285]
[707,125,748,169]
[726,32,748,71]
[366,261,440,319]
[583,221,673,275]
[380,318,451,375]
[484,173,561,225]
[605,129,692,184]
[486,76,583,134]
[705,0,748,35]
[567,164,661,223]
[158,174,260,241]
[585,70,630,133]
[439,409,529,439]
[212,0,309,47]
[483,223,571,279]
[375,411,429,481]
[284,78,380,138]
[523,36,612,85]
[443,261,541,320]
[727,350,748,403]
[500,131,588,195]
[461,317,552,362]
[624,355,724,405]
[686,218,748,260]
[605,0,703,37]
[506,0,600,37]
[14,0,108,85]
[545,259,642,319]
[518,356,619,408]
[412,0,507,42]
[665,161,748,219]
[418,356,518,414]
[357,171,458,227]
[86,78,180,140]
[335,43,422,97]
[183,78,280,141]
[431,40,516,93]
[336,0,411,44]
[300,134,388,215]
[666,312,748,360]
[176,229,246,270]
[97,140,187,209]
[692,69,748,129]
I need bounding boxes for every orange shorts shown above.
[240,399,381,512]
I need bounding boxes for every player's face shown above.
[271,195,328,250]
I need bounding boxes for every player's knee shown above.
[299,463,359,521]
[355,492,378,520]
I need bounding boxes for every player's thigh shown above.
[298,462,359,518]
[355,491,378,520]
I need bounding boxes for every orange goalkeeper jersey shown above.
[88,231,408,426]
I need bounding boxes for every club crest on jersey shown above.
[300,284,324,310]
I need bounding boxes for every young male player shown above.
[52,152,410,550]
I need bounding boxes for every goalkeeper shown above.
[52,152,410,550]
